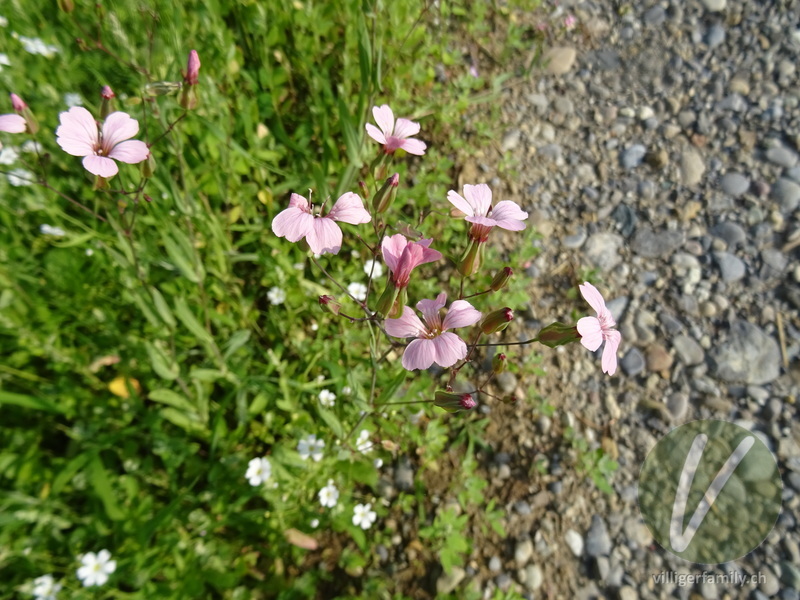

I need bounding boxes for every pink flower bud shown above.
[490,267,513,292]
[537,322,580,348]
[101,86,115,99]
[492,353,507,374]
[10,93,27,112]
[185,50,200,85]
[480,308,514,334]
[319,295,342,315]
[434,391,476,412]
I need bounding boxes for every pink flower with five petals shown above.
[365,105,426,155]
[447,183,528,241]
[385,292,482,371]
[381,234,442,288]
[577,282,622,376]
[55,107,150,178]
[272,191,371,255]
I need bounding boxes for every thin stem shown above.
[474,337,538,347]
[462,289,491,300]
[149,112,188,148]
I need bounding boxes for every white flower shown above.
[311,322,319,331]
[318,389,336,408]
[364,259,384,278]
[86,248,94,256]
[352,503,377,530]
[348,282,368,302]
[0,146,19,165]
[40,224,66,237]
[267,286,286,305]
[76,550,116,587]
[292,262,304,270]
[297,434,325,462]
[0,52,9,71]
[310,518,319,528]
[21,140,43,154]
[356,429,373,453]
[374,458,383,469]
[318,479,339,508]
[342,386,352,395]
[0,16,7,27]
[18,36,59,57]
[63,93,83,107]
[7,168,34,186]
[32,574,62,600]
[245,457,272,486]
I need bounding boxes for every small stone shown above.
[710,221,747,247]
[643,5,665,26]
[496,371,517,394]
[515,539,534,565]
[524,564,543,591]
[706,23,726,48]
[631,228,684,259]
[621,348,645,376]
[584,233,623,271]
[514,500,532,515]
[495,573,512,592]
[766,146,799,168]
[395,459,415,491]
[501,129,521,152]
[681,148,706,186]
[667,392,689,419]
[760,568,781,597]
[712,321,781,384]
[714,251,746,282]
[544,46,577,75]
[646,344,673,372]
[701,0,726,10]
[621,144,647,169]
[645,148,669,169]
[562,226,587,249]
[564,529,584,557]
[720,172,750,197]
[436,567,466,595]
[585,515,612,557]
[729,77,750,95]
[619,585,638,600]
[672,335,704,365]
[772,178,800,212]
[488,555,502,573]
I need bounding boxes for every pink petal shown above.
[101,112,140,152]
[385,306,427,338]
[416,240,443,265]
[602,330,621,375]
[447,190,474,217]
[372,105,395,137]
[399,138,427,155]
[272,207,314,242]
[393,118,420,139]
[402,338,436,371]
[0,113,26,133]
[306,217,343,255]
[82,155,118,178]
[381,234,408,273]
[462,184,493,217]
[365,123,386,145]
[417,292,448,326]
[326,192,371,224]
[577,316,603,351]
[442,300,482,329]
[465,215,497,227]
[56,107,98,156]
[289,193,310,210]
[579,282,607,316]
[491,200,528,231]
[108,140,149,164]
[431,332,468,367]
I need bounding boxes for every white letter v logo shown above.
[669,433,755,553]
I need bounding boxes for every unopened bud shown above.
[375,282,399,317]
[501,395,517,405]
[144,194,153,202]
[357,180,369,200]
[537,322,580,348]
[372,173,399,214]
[490,267,513,292]
[141,152,156,178]
[144,81,182,97]
[100,86,115,119]
[492,353,507,374]
[184,50,201,86]
[457,239,485,277]
[101,86,116,100]
[179,85,198,110]
[10,93,27,112]
[319,295,341,315]
[480,308,514,334]
[381,439,398,452]
[434,391,477,413]
[57,0,75,12]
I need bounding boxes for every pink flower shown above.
[447,183,528,241]
[101,86,115,99]
[0,94,26,133]
[576,282,621,376]
[271,191,371,255]
[184,50,200,85]
[365,105,426,155]
[55,107,149,178]
[565,14,577,30]
[385,292,482,371]
[381,234,442,288]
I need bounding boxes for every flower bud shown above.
[492,353,507,374]
[480,308,514,334]
[537,321,580,348]
[434,391,477,413]
[490,267,513,292]
[375,281,399,317]
[357,180,369,200]
[457,239,485,277]
[141,152,156,178]
[501,395,517,405]
[101,86,116,100]
[179,85,198,110]
[372,173,399,214]
[57,0,75,12]
[184,50,201,86]
[9,94,38,134]
[100,86,115,120]
[144,81,182,97]
[319,295,341,315]
[10,93,27,112]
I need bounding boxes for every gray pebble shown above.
[681,148,706,185]
[488,555,502,573]
[720,173,750,197]
[632,228,684,259]
[394,458,415,491]
[701,0,726,10]
[523,564,543,591]
[772,178,800,212]
[564,529,584,557]
[706,23,726,48]
[713,251,746,282]
[584,233,623,271]
[495,573,512,592]
[496,371,517,394]
[515,538,534,565]
[711,320,781,385]
[643,5,666,26]
[585,515,612,557]
[621,144,647,169]
[562,226,587,249]
[710,221,747,247]
[672,334,705,365]
[766,146,799,168]
[667,392,689,419]
[621,348,645,376]
[501,129,521,152]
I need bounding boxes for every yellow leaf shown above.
[109,376,141,398]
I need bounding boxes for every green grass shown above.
[0,0,546,598]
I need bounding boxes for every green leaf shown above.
[145,340,179,380]
[375,369,407,405]
[149,389,197,413]
[52,453,91,496]
[151,287,177,329]
[163,232,202,283]
[88,454,124,521]
[0,390,65,414]
[223,330,251,360]
[160,407,208,437]
[174,297,213,345]
[318,408,344,439]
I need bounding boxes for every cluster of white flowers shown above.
[77,550,117,587]
[31,574,61,600]
[318,389,336,408]
[297,434,325,462]
[40,224,66,237]
[20,140,43,154]
[267,286,286,305]
[347,282,368,302]
[0,146,18,165]
[318,479,339,507]
[352,503,377,530]
[0,15,7,27]
[245,457,272,486]
[16,34,59,57]
[63,93,83,107]
[7,168,34,187]
[356,429,373,453]
[0,53,9,71]
[363,259,383,278]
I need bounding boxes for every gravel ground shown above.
[423,1,800,598]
